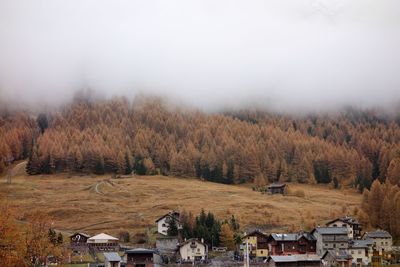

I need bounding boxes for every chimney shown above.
[201,238,204,243]
[184,238,187,242]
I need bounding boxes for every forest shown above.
[1,96,400,192]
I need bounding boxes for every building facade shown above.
[155,211,181,236]
[363,230,392,254]
[178,238,208,263]
[326,216,362,239]
[243,230,269,258]
[311,227,348,256]
[267,233,316,256]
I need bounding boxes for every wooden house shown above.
[125,248,155,267]
[267,183,287,194]
[267,232,316,255]
[70,232,91,251]
[87,233,119,252]
[242,230,269,258]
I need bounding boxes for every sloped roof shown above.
[326,216,360,226]
[178,238,207,248]
[322,250,352,261]
[349,239,374,249]
[104,252,121,262]
[155,211,180,223]
[364,230,392,239]
[267,183,286,188]
[70,232,91,238]
[243,229,268,238]
[270,233,315,242]
[88,233,118,241]
[312,227,348,235]
[268,254,321,263]
[125,248,155,254]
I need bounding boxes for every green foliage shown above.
[167,218,179,237]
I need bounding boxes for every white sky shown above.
[0,0,400,111]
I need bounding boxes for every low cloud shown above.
[0,0,400,112]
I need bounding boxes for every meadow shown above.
[0,168,361,239]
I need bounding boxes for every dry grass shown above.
[0,173,361,238]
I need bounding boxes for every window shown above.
[358,250,361,254]
[385,242,388,245]
[197,248,200,252]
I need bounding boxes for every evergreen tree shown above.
[167,218,178,237]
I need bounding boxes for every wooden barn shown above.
[70,232,91,251]
[267,183,287,194]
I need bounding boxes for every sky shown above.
[0,0,400,112]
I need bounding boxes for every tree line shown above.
[360,180,400,239]
[21,97,400,191]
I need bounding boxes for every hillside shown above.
[16,97,400,192]
[1,172,361,239]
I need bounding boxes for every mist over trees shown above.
[16,96,400,191]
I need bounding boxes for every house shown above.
[267,183,287,194]
[267,232,316,255]
[178,238,208,263]
[363,230,392,254]
[265,254,321,267]
[242,230,269,258]
[311,227,349,256]
[155,211,181,236]
[326,216,362,239]
[322,250,353,267]
[104,252,121,267]
[87,233,119,251]
[70,232,91,251]
[348,239,374,266]
[125,248,155,267]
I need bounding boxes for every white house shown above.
[326,216,362,239]
[348,239,374,266]
[178,238,208,262]
[155,211,181,236]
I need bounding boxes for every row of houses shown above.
[243,216,394,267]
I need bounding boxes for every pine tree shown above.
[167,219,178,237]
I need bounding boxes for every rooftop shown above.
[87,233,118,241]
[349,239,374,249]
[312,227,348,235]
[267,183,286,188]
[268,254,321,263]
[364,230,392,239]
[326,216,360,226]
[125,248,155,254]
[323,250,353,261]
[103,252,121,262]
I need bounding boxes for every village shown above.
[59,184,400,267]
[63,210,399,267]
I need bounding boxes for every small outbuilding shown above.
[267,183,287,194]
[125,248,155,267]
[104,252,122,267]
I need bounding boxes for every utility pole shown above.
[6,156,14,184]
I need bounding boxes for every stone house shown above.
[311,227,348,256]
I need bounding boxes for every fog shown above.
[0,0,400,112]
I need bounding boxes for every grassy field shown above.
[0,171,361,240]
